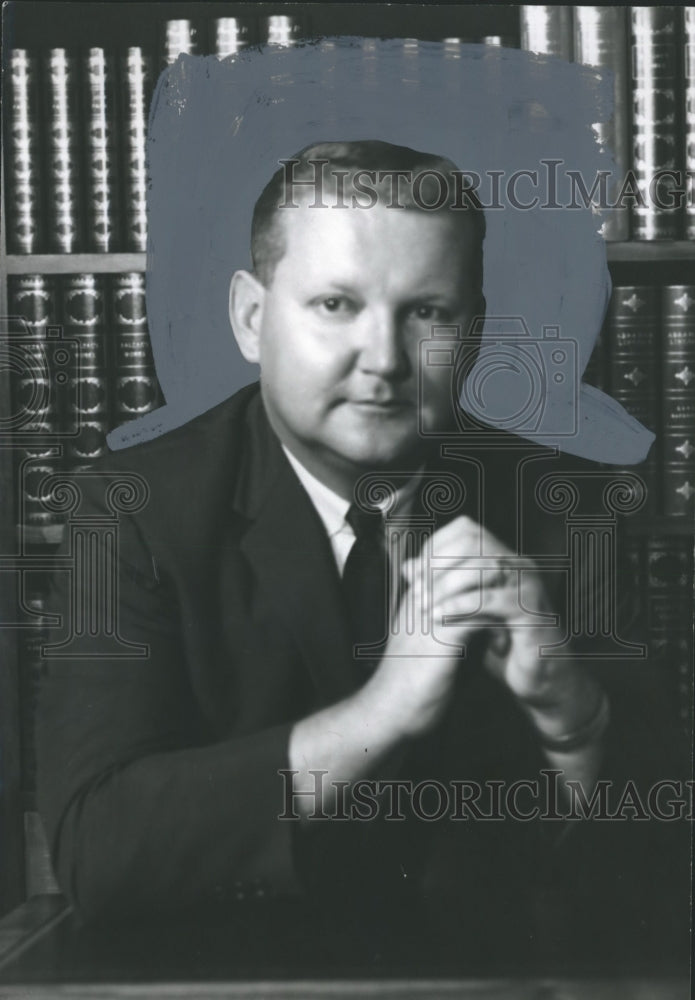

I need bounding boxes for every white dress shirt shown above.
[282,445,418,578]
[282,446,356,575]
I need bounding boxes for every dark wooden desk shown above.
[0,980,691,1000]
[0,897,689,1000]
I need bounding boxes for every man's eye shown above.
[409,304,445,321]
[316,296,353,314]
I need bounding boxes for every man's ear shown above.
[229,269,265,364]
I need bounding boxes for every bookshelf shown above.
[3,241,695,276]
[607,242,695,263]
[1,2,693,920]
[4,254,146,274]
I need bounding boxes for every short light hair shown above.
[250,140,486,296]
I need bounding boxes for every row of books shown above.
[9,272,162,541]
[520,6,695,241]
[7,45,151,253]
[8,275,694,543]
[4,14,309,255]
[6,8,695,253]
[628,535,693,732]
[582,284,695,518]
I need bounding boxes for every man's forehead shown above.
[279,193,475,253]
[272,202,478,302]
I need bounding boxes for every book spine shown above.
[18,579,51,812]
[120,48,152,253]
[6,50,43,254]
[360,37,381,95]
[572,6,630,241]
[582,325,607,391]
[646,535,693,628]
[19,575,60,895]
[442,36,476,51]
[441,38,466,98]
[400,38,421,92]
[623,534,647,625]
[262,14,308,46]
[607,285,660,512]
[685,7,695,240]
[646,535,694,731]
[519,6,572,59]
[163,18,201,65]
[61,275,109,470]
[316,39,339,129]
[8,275,64,537]
[481,36,516,49]
[44,48,83,253]
[661,285,695,517]
[110,273,162,425]
[24,812,60,897]
[211,17,254,58]
[649,631,694,735]
[83,48,120,253]
[630,7,681,240]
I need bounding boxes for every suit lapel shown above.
[234,394,359,705]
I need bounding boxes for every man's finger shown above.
[429,561,514,605]
[429,514,513,559]
[435,580,516,626]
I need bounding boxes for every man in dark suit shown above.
[37,141,687,970]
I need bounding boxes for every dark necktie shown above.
[342,502,389,668]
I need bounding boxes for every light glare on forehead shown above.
[275,199,479,297]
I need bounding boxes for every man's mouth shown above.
[350,398,411,410]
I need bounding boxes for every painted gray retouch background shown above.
[107,38,654,465]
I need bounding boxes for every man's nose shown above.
[358,309,409,378]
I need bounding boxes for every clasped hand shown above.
[378,516,604,742]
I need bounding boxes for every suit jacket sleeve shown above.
[37,470,304,923]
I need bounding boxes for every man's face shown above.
[251,201,481,495]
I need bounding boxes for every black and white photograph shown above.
[0,4,693,997]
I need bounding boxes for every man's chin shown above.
[335,438,427,474]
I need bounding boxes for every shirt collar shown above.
[282,446,351,539]
[282,445,421,540]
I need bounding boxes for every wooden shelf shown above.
[5,254,146,275]
[625,516,695,537]
[18,524,65,548]
[606,241,695,262]
[3,244,693,274]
